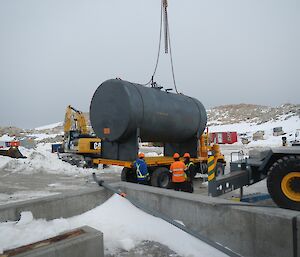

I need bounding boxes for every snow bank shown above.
[0,194,228,257]
[0,156,11,170]
[209,115,299,134]
[0,135,15,141]
[26,133,62,141]
[144,152,159,157]
[209,115,300,147]
[0,143,122,176]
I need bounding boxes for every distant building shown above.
[273,127,285,136]
[209,132,238,144]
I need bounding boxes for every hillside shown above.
[0,103,299,146]
[207,103,300,126]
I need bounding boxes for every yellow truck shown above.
[92,133,225,188]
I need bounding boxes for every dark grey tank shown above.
[90,79,207,143]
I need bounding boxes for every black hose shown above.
[92,173,241,257]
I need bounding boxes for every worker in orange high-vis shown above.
[170,153,187,191]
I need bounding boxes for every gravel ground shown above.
[106,241,182,257]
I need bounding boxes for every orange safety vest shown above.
[170,161,186,183]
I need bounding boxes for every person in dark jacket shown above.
[183,152,194,193]
[133,152,149,184]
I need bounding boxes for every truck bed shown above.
[92,156,207,168]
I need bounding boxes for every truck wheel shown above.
[189,163,198,180]
[121,168,137,183]
[216,162,225,176]
[151,167,171,188]
[267,156,300,211]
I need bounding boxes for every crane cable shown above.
[142,1,163,86]
[163,0,169,54]
[143,0,179,94]
[166,5,179,94]
[92,173,242,257]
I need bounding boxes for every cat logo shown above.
[91,142,101,150]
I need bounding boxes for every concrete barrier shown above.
[117,182,300,257]
[0,182,299,257]
[1,226,104,257]
[0,187,113,222]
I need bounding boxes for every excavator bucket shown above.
[0,146,27,159]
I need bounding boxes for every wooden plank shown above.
[1,229,85,257]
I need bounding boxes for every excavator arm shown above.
[64,105,89,135]
[74,112,88,134]
[64,105,73,133]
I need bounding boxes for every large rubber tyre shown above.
[121,168,127,181]
[121,167,137,183]
[189,164,198,180]
[267,156,300,211]
[216,162,225,176]
[151,167,171,188]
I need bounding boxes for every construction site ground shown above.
[0,144,273,206]
[0,144,277,257]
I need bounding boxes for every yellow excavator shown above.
[59,105,101,168]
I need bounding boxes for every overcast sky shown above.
[0,0,299,128]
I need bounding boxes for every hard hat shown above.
[183,152,190,158]
[138,152,145,158]
[173,153,180,159]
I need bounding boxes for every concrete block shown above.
[116,182,300,257]
[1,180,298,257]
[0,187,112,222]
[2,226,103,257]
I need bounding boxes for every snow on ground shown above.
[0,191,59,204]
[139,146,163,155]
[26,133,62,141]
[0,135,15,141]
[0,115,298,255]
[1,131,62,142]
[209,115,300,147]
[144,152,160,157]
[35,122,63,131]
[0,143,122,176]
[0,194,228,257]
[0,156,11,170]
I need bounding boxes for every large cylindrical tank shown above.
[90,79,207,143]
